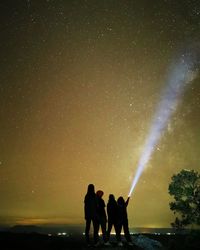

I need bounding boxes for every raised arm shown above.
[125,196,130,207]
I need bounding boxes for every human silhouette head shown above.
[117,196,125,206]
[87,184,95,194]
[96,190,104,198]
[109,194,115,202]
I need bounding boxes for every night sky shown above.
[0,0,200,228]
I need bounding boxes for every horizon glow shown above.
[128,49,199,197]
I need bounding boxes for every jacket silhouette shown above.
[96,190,107,243]
[107,194,119,241]
[117,196,132,243]
[84,184,99,244]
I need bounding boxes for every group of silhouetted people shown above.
[84,184,133,247]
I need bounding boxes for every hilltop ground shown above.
[0,232,200,250]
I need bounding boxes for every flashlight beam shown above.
[128,50,199,197]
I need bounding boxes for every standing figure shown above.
[107,194,119,242]
[117,196,133,246]
[84,184,99,246]
[96,190,110,245]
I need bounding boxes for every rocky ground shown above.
[0,232,200,250]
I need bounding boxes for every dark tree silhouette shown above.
[169,169,200,228]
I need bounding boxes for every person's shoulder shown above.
[84,193,90,201]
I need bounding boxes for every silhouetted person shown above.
[96,190,110,245]
[84,184,99,245]
[117,196,133,246]
[107,194,119,242]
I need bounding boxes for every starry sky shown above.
[0,0,200,228]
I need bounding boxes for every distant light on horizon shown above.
[57,232,68,236]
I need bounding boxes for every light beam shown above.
[128,48,200,197]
